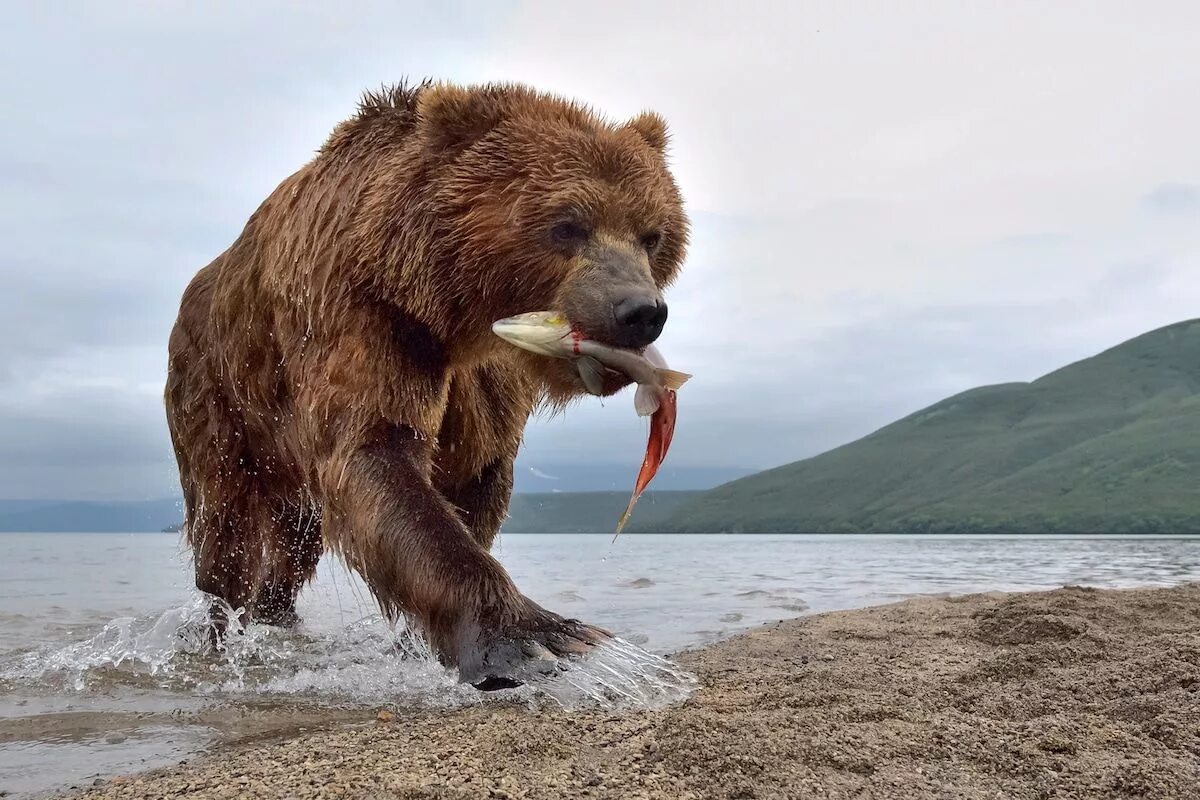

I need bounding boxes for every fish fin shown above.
[613,495,638,541]
[655,368,692,391]
[613,512,631,541]
[614,455,650,541]
[642,343,667,369]
[576,356,607,395]
[634,384,660,416]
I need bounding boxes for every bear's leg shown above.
[171,408,277,629]
[184,485,270,630]
[253,505,323,626]
[186,487,322,630]
[166,303,264,630]
[323,423,609,685]
[434,364,524,550]
[444,457,513,550]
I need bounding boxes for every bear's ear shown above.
[416,84,509,154]
[625,111,669,152]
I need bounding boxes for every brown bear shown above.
[164,80,688,684]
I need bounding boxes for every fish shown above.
[491,312,690,415]
[491,311,690,537]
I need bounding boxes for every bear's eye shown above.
[640,231,663,253]
[550,221,590,247]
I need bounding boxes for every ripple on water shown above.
[770,601,810,612]
[0,723,211,799]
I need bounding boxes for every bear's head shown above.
[408,83,689,391]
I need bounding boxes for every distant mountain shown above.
[0,499,183,533]
[0,460,742,533]
[648,319,1200,534]
[510,463,754,493]
[501,491,700,533]
[0,491,699,534]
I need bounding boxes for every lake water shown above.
[2,532,1199,796]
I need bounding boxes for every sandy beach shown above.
[62,583,1200,799]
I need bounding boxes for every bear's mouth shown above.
[556,248,667,352]
[559,297,665,352]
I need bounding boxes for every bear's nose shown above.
[613,295,668,349]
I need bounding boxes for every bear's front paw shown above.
[461,598,611,689]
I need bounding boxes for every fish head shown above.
[490,312,572,358]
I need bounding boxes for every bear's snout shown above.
[561,243,668,350]
[613,294,668,349]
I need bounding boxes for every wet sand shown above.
[64,584,1200,799]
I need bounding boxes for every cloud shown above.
[2,2,1200,499]
[1143,183,1200,214]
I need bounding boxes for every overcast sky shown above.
[3,2,1199,500]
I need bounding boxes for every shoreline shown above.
[60,582,1200,799]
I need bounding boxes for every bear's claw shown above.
[472,675,524,692]
[460,608,611,687]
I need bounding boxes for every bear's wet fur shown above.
[165,81,688,682]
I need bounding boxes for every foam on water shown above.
[12,597,224,690]
[531,637,697,710]
[2,591,696,711]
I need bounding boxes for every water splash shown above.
[3,592,695,711]
[8,594,229,690]
[531,637,697,710]
[3,593,470,707]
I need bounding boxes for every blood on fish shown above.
[614,388,677,539]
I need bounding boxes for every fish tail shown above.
[655,368,692,391]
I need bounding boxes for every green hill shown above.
[647,320,1200,534]
[501,491,699,533]
[0,492,698,534]
[0,499,184,533]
